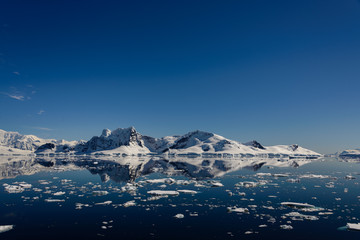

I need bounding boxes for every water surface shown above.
[0,156,359,239]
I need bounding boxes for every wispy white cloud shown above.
[32,127,53,131]
[38,110,45,115]
[1,92,25,101]
[12,71,20,75]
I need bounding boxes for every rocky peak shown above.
[244,140,266,150]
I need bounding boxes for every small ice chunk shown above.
[146,178,176,184]
[281,202,315,209]
[147,190,179,196]
[45,199,65,202]
[178,190,198,194]
[227,207,249,213]
[4,185,24,193]
[53,191,65,196]
[273,174,289,177]
[95,201,112,205]
[174,214,184,219]
[347,223,360,231]
[0,225,14,233]
[123,200,136,207]
[19,183,32,188]
[280,225,293,230]
[299,174,329,179]
[92,191,109,196]
[345,175,356,180]
[211,182,224,187]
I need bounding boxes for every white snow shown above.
[147,190,179,196]
[3,184,24,193]
[227,207,249,213]
[0,128,322,157]
[0,225,14,233]
[281,202,315,209]
[95,201,112,205]
[177,190,198,194]
[174,214,184,219]
[347,223,360,231]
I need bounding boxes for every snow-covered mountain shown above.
[75,127,150,155]
[0,127,322,157]
[338,148,360,158]
[0,129,77,155]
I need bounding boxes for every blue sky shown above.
[1,0,360,154]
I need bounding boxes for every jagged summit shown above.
[244,140,266,150]
[76,126,146,153]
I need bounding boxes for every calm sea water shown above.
[0,156,359,239]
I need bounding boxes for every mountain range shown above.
[0,127,321,157]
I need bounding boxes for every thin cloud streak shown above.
[37,110,45,115]
[1,92,25,101]
[32,127,53,131]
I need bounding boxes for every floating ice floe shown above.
[147,190,179,196]
[346,223,360,231]
[95,201,112,205]
[287,178,300,183]
[3,184,24,193]
[145,178,175,184]
[174,214,184,219]
[280,225,293,230]
[18,183,32,188]
[345,175,356,180]
[273,174,289,177]
[177,190,198,194]
[299,174,329,179]
[284,212,319,221]
[256,173,272,177]
[123,200,136,207]
[227,207,249,213]
[281,202,315,209]
[53,191,66,196]
[210,181,224,187]
[45,199,65,202]
[92,191,109,196]
[75,203,91,210]
[121,183,137,193]
[281,202,324,212]
[235,181,266,188]
[0,225,14,233]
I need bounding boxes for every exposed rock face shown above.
[244,140,266,150]
[1,127,322,157]
[76,127,146,152]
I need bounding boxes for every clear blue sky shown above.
[1,0,360,154]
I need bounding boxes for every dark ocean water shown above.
[0,156,359,239]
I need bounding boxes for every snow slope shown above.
[1,128,321,157]
[0,129,77,155]
[339,148,360,158]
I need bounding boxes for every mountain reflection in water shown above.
[0,156,315,182]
